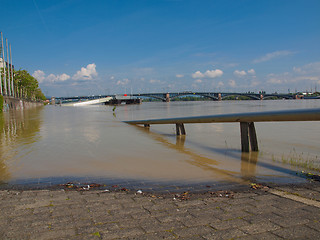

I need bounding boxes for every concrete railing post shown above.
[176,123,186,135]
[240,122,259,152]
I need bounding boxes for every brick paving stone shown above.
[100,227,146,239]
[141,220,185,233]
[244,204,281,215]
[215,210,251,221]
[210,218,250,230]
[271,200,307,211]
[239,221,281,235]
[226,197,258,205]
[272,225,320,239]
[274,207,320,221]
[269,215,310,227]
[297,205,320,216]
[172,225,214,238]
[76,224,109,235]
[232,192,259,199]
[187,206,225,218]
[179,236,207,240]
[202,228,247,239]
[239,231,283,240]
[174,199,206,208]
[156,212,194,223]
[1,183,320,239]
[109,206,148,216]
[33,228,77,240]
[129,210,153,220]
[127,231,176,239]
[307,220,320,232]
[68,233,101,240]
[143,202,177,212]
[181,216,221,227]
[117,217,160,229]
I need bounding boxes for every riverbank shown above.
[0,182,319,239]
[2,96,43,111]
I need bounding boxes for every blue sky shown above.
[1,0,320,97]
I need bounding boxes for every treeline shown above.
[1,68,46,101]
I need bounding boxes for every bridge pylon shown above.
[165,93,170,102]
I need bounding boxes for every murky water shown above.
[1,100,319,187]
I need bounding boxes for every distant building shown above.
[0,57,14,69]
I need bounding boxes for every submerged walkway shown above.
[1,182,320,239]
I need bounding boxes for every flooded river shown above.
[1,100,319,188]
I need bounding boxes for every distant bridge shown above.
[54,92,319,103]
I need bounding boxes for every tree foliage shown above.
[1,68,45,101]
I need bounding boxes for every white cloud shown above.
[116,78,129,86]
[72,63,97,80]
[110,76,115,80]
[194,79,202,83]
[228,80,236,87]
[253,50,293,63]
[233,70,247,77]
[32,70,70,83]
[32,70,46,83]
[47,73,70,82]
[192,71,204,79]
[192,69,223,79]
[248,69,256,75]
[266,61,320,87]
[58,73,70,81]
[204,69,223,78]
[176,74,184,78]
[293,62,320,74]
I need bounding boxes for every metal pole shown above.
[1,32,6,95]
[6,39,11,96]
[9,44,14,97]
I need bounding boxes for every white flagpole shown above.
[6,38,11,96]
[10,43,14,97]
[0,32,2,95]
[1,32,6,95]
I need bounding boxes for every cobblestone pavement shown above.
[0,182,320,239]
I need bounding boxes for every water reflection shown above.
[241,152,258,181]
[134,125,255,184]
[0,108,43,184]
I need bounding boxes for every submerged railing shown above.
[124,108,320,152]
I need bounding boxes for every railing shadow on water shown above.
[132,125,311,184]
[182,137,304,179]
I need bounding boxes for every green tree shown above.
[13,69,45,101]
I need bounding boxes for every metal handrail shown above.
[124,108,320,125]
[124,108,320,152]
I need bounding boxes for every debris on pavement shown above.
[250,183,269,191]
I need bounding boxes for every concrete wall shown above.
[2,96,43,111]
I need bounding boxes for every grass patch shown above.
[92,232,101,237]
[272,151,320,172]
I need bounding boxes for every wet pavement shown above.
[0,181,320,239]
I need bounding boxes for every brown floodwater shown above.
[0,100,319,187]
